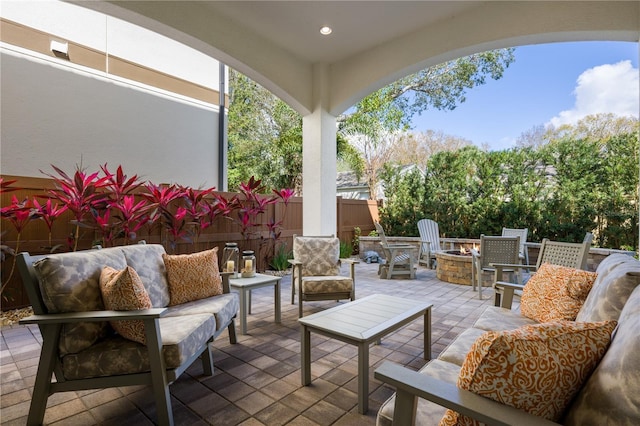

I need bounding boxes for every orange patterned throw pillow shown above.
[100,266,152,344]
[163,248,222,306]
[439,320,617,426]
[520,264,597,322]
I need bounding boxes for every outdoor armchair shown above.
[374,221,419,279]
[417,219,444,269]
[289,235,357,317]
[471,234,521,300]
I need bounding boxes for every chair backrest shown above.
[478,234,521,269]
[292,235,340,276]
[374,221,389,246]
[417,219,442,253]
[501,227,527,256]
[537,237,591,270]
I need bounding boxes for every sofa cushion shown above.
[100,266,152,344]
[576,254,640,322]
[120,244,170,307]
[438,327,486,366]
[377,359,461,426]
[33,247,127,355]
[520,264,596,322]
[61,313,216,380]
[472,306,537,332]
[164,292,239,332]
[565,285,640,425]
[440,320,617,425]
[163,248,223,306]
[293,237,341,276]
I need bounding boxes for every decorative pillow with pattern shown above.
[162,248,222,306]
[520,264,597,322]
[99,266,152,344]
[439,320,617,426]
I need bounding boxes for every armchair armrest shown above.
[19,308,168,325]
[288,259,302,266]
[374,361,559,426]
[493,281,525,309]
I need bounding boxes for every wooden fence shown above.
[0,175,379,310]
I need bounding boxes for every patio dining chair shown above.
[471,234,521,300]
[289,235,357,317]
[493,233,594,308]
[417,219,444,269]
[501,227,529,265]
[374,221,418,279]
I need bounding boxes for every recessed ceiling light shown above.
[320,26,332,35]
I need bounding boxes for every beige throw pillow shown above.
[100,266,152,344]
[163,248,222,306]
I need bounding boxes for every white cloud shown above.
[549,60,639,127]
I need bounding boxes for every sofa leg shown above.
[27,325,60,426]
[201,340,214,376]
[227,320,237,344]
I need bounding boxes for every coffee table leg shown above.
[238,289,248,335]
[424,307,431,360]
[358,342,369,414]
[275,279,281,323]
[301,325,311,385]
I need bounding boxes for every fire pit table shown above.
[435,250,474,285]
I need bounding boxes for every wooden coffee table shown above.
[229,273,282,335]
[298,294,432,414]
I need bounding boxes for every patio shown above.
[0,262,496,426]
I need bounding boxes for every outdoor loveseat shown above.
[376,253,640,425]
[17,243,239,426]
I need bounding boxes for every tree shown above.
[228,69,363,191]
[389,130,473,169]
[340,48,516,198]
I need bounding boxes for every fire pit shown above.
[435,250,474,285]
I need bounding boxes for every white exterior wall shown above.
[0,50,220,188]
[0,1,226,188]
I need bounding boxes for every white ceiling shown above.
[203,1,481,64]
[86,1,638,115]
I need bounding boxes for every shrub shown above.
[269,243,293,271]
[340,240,354,258]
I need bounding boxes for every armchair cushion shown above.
[441,320,617,426]
[100,266,152,344]
[293,236,341,276]
[520,264,597,322]
[33,248,127,355]
[163,248,222,306]
[300,276,353,294]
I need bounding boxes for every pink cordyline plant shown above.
[179,185,216,249]
[33,197,68,251]
[42,165,109,251]
[101,164,143,200]
[162,206,188,252]
[1,196,38,294]
[110,195,149,245]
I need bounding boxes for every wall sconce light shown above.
[50,40,70,60]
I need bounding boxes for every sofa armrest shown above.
[374,361,559,426]
[19,308,168,325]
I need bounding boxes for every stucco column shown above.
[302,63,337,235]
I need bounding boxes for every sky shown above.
[410,41,639,151]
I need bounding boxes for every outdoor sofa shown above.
[376,253,640,425]
[17,243,239,426]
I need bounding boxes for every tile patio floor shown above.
[0,262,496,425]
